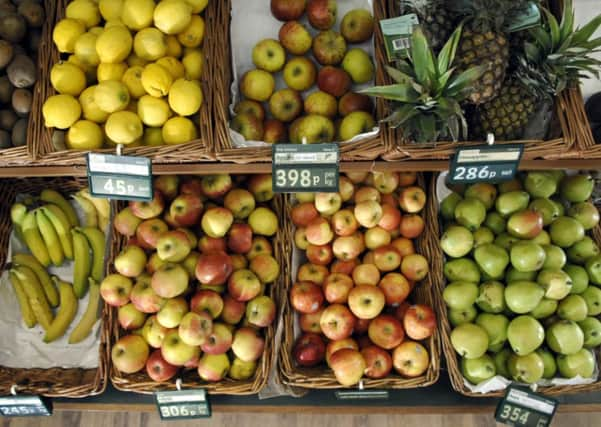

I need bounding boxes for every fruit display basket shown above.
[0,176,108,398]
[568,89,601,160]
[278,173,441,389]
[29,0,215,165]
[428,173,601,397]
[209,0,390,163]
[106,182,286,395]
[381,0,586,162]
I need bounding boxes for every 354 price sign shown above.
[87,153,152,201]
[273,144,339,193]
[154,389,210,420]
[495,386,558,427]
[449,144,524,184]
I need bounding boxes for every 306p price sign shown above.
[87,153,152,201]
[154,389,210,420]
[495,386,557,427]
[448,144,524,184]
[0,395,52,417]
[273,144,339,193]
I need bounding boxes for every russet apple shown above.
[279,20,312,55]
[297,263,329,285]
[373,245,402,272]
[306,243,334,266]
[291,202,319,227]
[339,176,355,201]
[234,99,265,121]
[378,272,411,306]
[331,209,359,237]
[131,276,166,313]
[312,30,347,65]
[157,297,188,328]
[300,307,325,333]
[191,289,224,318]
[112,335,149,374]
[227,223,253,254]
[271,0,306,21]
[348,285,386,319]
[391,237,415,257]
[224,188,256,220]
[338,91,373,117]
[201,323,233,355]
[398,186,427,213]
[392,341,429,377]
[252,38,286,73]
[178,311,213,346]
[248,236,273,260]
[240,69,275,102]
[404,304,436,340]
[221,295,246,325]
[119,303,147,330]
[232,327,265,362]
[146,349,178,382]
[130,190,165,219]
[169,193,203,227]
[198,353,230,382]
[378,204,402,232]
[231,113,264,141]
[195,251,233,285]
[341,9,374,43]
[156,230,192,263]
[341,48,374,84]
[290,281,324,314]
[269,88,303,123]
[323,272,354,304]
[248,207,278,236]
[197,236,227,253]
[248,174,274,202]
[331,258,359,275]
[142,315,169,348]
[368,314,405,349]
[362,346,392,379]
[161,330,200,367]
[154,176,179,201]
[326,337,359,367]
[307,0,337,30]
[249,254,280,284]
[114,207,142,237]
[115,245,147,278]
[354,200,383,228]
[333,232,365,261]
[354,186,380,203]
[293,332,326,367]
[100,274,133,307]
[228,269,262,302]
[365,226,392,250]
[329,348,366,386]
[317,66,351,97]
[352,263,380,287]
[306,216,334,245]
[263,119,288,143]
[201,207,234,238]
[400,254,429,282]
[304,91,338,118]
[283,57,317,92]
[320,303,356,340]
[136,218,168,250]
[151,263,189,298]
[339,111,375,141]
[399,214,425,239]
[246,295,276,327]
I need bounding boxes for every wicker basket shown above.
[210,0,389,163]
[428,173,601,397]
[381,0,582,162]
[0,177,108,398]
[565,88,601,160]
[108,188,286,395]
[278,174,441,389]
[29,0,214,165]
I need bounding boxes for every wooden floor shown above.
[1,411,600,426]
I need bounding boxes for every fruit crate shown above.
[381,0,585,162]
[427,173,601,397]
[278,173,441,389]
[0,177,108,397]
[209,0,390,163]
[28,0,215,165]
[106,188,286,395]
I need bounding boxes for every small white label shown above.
[457,149,523,163]
[507,389,555,415]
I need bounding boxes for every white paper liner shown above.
[436,171,600,393]
[228,0,379,147]
[0,196,109,370]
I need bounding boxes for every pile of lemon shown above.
[43,0,207,150]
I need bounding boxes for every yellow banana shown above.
[40,189,79,228]
[10,203,27,241]
[72,195,98,228]
[78,189,110,231]
[12,253,59,307]
[78,226,106,283]
[8,270,36,328]
[41,204,74,260]
[13,265,53,330]
[35,208,64,266]
[72,228,92,298]
[21,211,51,267]
[44,277,78,343]
[69,278,101,344]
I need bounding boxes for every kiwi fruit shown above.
[0,13,27,44]
[27,28,41,53]
[11,88,31,116]
[0,75,14,104]
[18,0,44,28]
[0,109,17,130]
[0,39,13,70]
[52,130,66,151]
[7,54,36,88]
[11,117,26,146]
[0,129,10,148]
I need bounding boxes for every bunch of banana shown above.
[72,189,111,232]
[72,227,106,298]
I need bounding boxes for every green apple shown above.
[529,198,561,226]
[443,281,479,310]
[504,281,544,314]
[550,216,585,248]
[567,201,600,230]
[557,294,588,321]
[546,320,584,355]
[494,348,512,378]
[476,281,506,313]
[341,48,374,84]
[585,254,601,285]
[294,114,335,144]
[474,243,509,280]
[530,298,558,320]
[231,113,263,141]
[283,57,317,92]
[510,242,546,272]
[537,269,573,300]
[506,267,537,283]
[252,39,286,72]
[449,305,478,326]
[304,91,338,118]
[565,264,589,294]
[444,258,481,283]
[535,348,557,379]
[340,9,375,43]
[472,227,495,248]
[542,245,566,270]
[557,348,596,378]
[560,174,594,203]
[268,88,303,123]
[495,191,530,217]
[455,198,486,231]
[578,317,601,348]
[441,225,474,258]
[461,355,496,384]
[507,315,544,355]
[476,313,509,352]
[524,171,557,198]
[450,323,489,359]
[508,352,544,384]
[338,111,375,141]
[465,183,497,210]
[240,69,275,102]
[581,286,601,316]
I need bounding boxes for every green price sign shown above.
[449,144,524,184]
[0,395,52,417]
[335,390,389,400]
[154,389,210,420]
[495,386,557,427]
[87,153,152,201]
[273,144,339,193]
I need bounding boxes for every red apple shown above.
[136,218,168,250]
[338,92,373,117]
[317,66,351,97]
[169,194,203,227]
[398,186,426,213]
[399,214,425,239]
[228,269,262,302]
[354,200,383,228]
[190,289,224,318]
[320,303,356,341]
[338,176,355,201]
[100,274,133,307]
[306,243,334,266]
[201,174,232,199]
[400,254,429,282]
[195,251,234,285]
[331,209,359,237]
[114,245,147,278]
[271,0,306,21]
[354,318,371,335]
[326,337,359,367]
[290,281,324,314]
[354,186,380,203]
[220,295,246,325]
[198,236,227,253]
[114,207,142,237]
[227,223,253,254]
[248,174,274,202]
[146,349,178,382]
[403,304,436,340]
[293,332,326,367]
[291,202,319,227]
[197,353,230,382]
[329,348,366,386]
[247,236,273,260]
[118,303,147,330]
[368,314,405,350]
[373,245,402,272]
[201,323,233,355]
[392,341,429,377]
[151,263,189,299]
[332,232,365,261]
[323,272,354,304]
[330,258,359,275]
[178,311,213,346]
[362,346,393,379]
[299,307,325,333]
[232,327,265,362]
[365,226,391,250]
[297,263,329,285]
[352,263,380,286]
[378,204,402,232]
[306,216,334,245]
[111,335,149,374]
[391,237,415,257]
[201,207,234,238]
[224,188,256,219]
[348,285,385,319]
[249,254,280,284]
[131,277,166,313]
[398,172,417,187]
[154,176,179,200]
[381,193,398,207]
[130,190,165,219]
[180,177,204,197]
[307,0,337,30]
[378,273,411,306]
[263,118,288,143]
[394,301,412,322]
[156,230,192,263]
[246,295,276,327]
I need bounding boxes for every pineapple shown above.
[471,0,601,140]
[402,0,455,52]
[362,25,486,143]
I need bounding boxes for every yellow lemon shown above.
[95,26,133,63]
[134,28,167,61]
[141,63,173,97]
[97,62,127,82]
[74,31,100,67]
[43,95,82,129]
[121,0,155,31]
[168,78,202,116]
[66,0,101,29]
[143,127,164,146]
[105,111,143,144]
[184,0,208,13]
[138,95,171,127]
[165,36,183,58]
[162,116,197,145]
[153,0,192,35]
[53,18,86,53]
[182,49,203,80]
[127,54,149,68]
[156,57,185,80]
[122,66,146,98]
[66,120,104,149]
[89,27,104,36]
[99,0,123,21]
[105,20,126,29]
[50,62,87,96]
[177,15,205,48]
[79,86,110,123]
[94,80,131,112]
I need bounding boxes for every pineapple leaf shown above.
[542,8,561,49]
[530,26,553,52]
[384,65,414,84]
[437,68,456,94]
[560,0,575,41]
[416,114,437,142]
[524,41,542,63]
[572,15,601,45]
[359,84,419,103]
[411,27,437,87]
[446,65,487,97]
[382,105,418,129]
[437,24,463,76]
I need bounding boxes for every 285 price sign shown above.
[273,144,339,193]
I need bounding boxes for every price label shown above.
[495,386,557,427]
[273,144,339,193]
[154,389,210,420]
[379,14,419,61]
[87,153,152,201]
[0,395,52,417]
[448,144,524,185]
[335,390,389,400]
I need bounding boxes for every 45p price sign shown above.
[273,144,340,193]
[448,144,524,185]
[495,386,558,427]
[87,153,152,201]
